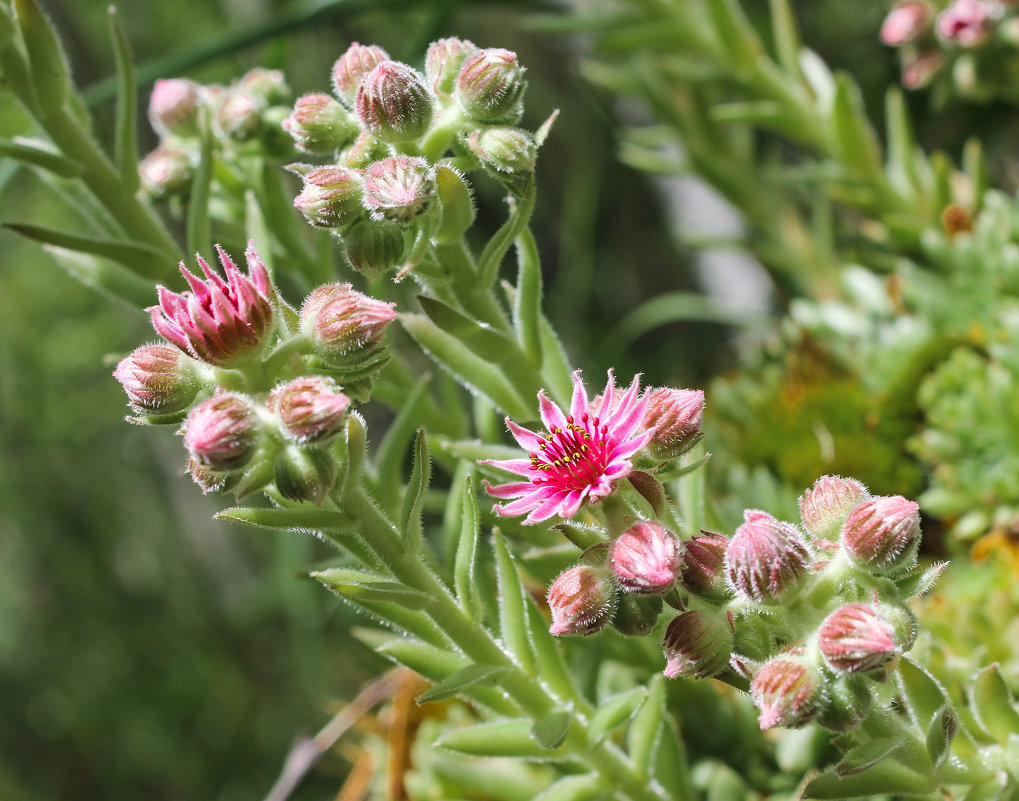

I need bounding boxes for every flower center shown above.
[528,413,610,490]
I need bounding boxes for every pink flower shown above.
[482,370,651,525]
[150,243,274,367]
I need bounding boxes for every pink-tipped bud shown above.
[818,604,899,674]
[355,61,434,143]
[148,79,202,137]
[662,610,734,679]
[799,475,869,541]
[300,283,396,363]
[611,521,682,594]
[187,456,241,495]
[283,94,357,155]
[425,37,478,94]
[841,495,920,573]
[343,220,406,279]
[902,50,946,89]
[725,510,810,603]
[642,387,705,459]
[184,393,261,471]
[293,165,364,229]
[139,148,194,198]
[679,532,731,602]
[880,1,935,45]
[238,67,289,105]
[269,376,351,443]
[455,49,527,124]
[362,156,436,222]
[547,565,616,636]
[750,651,824,730]
[149,243,275,367]
[332,42,390,105]
[467,127,536,173]
[937,0,993,47]
[274,445,337,505]
[114,344,200,417]
[214,89,263,140]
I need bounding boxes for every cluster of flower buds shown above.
[880,0,1018,98]
[114,244,396,502]
[283,39,548,279]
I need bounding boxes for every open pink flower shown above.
[482,370,650,525]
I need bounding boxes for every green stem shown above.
[434,239,512,332]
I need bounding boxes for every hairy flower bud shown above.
[937,0,993,47]
[238,67,289,105]
[611,521,682,594]
[184,393,260,471]
[841,495,920,573]
[332,42,389,105]
[818,604,899,674]
[546,565,616,636]
[148,78,201,137]
[362,156,435,222]
[816,676,872,732]
[139,148,194,198]
[283,93,357,155]
[114,344,200,417]
[880,1,935,45]
[355,61,434,143]
[269,376,351,443]
[344,219,406,279]
[612,593,662,637]
[726,510,810,603]
[425,37,478,94]
[293,165,364,229]
[214,89,263,140]
[274,445,337,505]
[902,50,946,89]
[467,127,536,173]
[300,283,396,363]
[455,48,527,124]
[642,387,705,459]
[799,475,869,541]
[662,610,734,679]
[679,532,731,602]
[750,651,824,730]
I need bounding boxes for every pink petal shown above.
[480,458,535,478]
[506,418,543,450]
[538,390,568,433]
[569,369,588,422]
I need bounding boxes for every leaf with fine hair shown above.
[494,532,536,676]
[400,429,431,552]
[107,7,138,193]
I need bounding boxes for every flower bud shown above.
[274,445,338,505]
[937,0,993,47]
[283,93,358,155]
[642,387,705,459]
[184,393,261,471]
[841,495,920,573]
[816,676,872,732]
[902,50,946,89]
[362,156,436,222]
[679,532,731,602]
[148,78,201,137]
[798,475,869,541]
[612,593,662,637]
[139,148,194,198]
[467,127,536,173]
[292,165,365,229]
[455,48,527,124]
[343,219,406,279]
[332,42,390,105]
[425,37,478,94]
[611,521,682,594]
[238,67,289,105]
[662,610,734,679]
[114,344,200,416]
[546,565,616,636]
[880,2,935,46]
[300,283,396,364]
[355,61,434,143]
[750,651,824,730]
[269,376,351,443]
[187,456,242,495]
[214,89,263,140]
[818,604,899,674]
[725,510,810,603]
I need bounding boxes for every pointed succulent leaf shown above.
[803,760,938,799]
[895,561,948,599]
[436,718,567,759]
[898,658,951,730]
[834,738,902,777]
[628,674,665,778]
[971,665,1019,742]
[416,664,509,705]
[494,532,536,675]
[589,688,648,744]
[399,429,431,551]
[531,703,573,749]
[926,706,958,769]
[532,774,606,801]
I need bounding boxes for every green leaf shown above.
[532,774,606,801]
[1005,733,1019,779]
[494,532,536,676]
[454,473,483,621]
[373,374,430,508]
[513,227,543,367]
[400,312,532,419]
[526,601,576,703]
[959,775,1010,801]
[186,110,213,260]
[898,658,951,729]
[478,180,535,287]
[704,0,762,72]
[531,704,573,750]
[534,109,559,148]
[38,245,155,309]
[627,471,666,518]
[217,505,355,532]
[417,664,509,705]
[926,706,958,769]
[654,704,694,798]
[433,165,476,244]
[436,718,566,759]
[12,0,70,116]
[803,760,938,799]
[400,429,431,551]
[884,88,922,199]
[963,137,988,216]
[830,73,882,178]
[5,222,163,269]
[589,687,647,744]
[107,7,138,193]
[0,136,80,177]
[971,664,1019,742]
[312,570,435,611]
[628,673,664,778]
[769,0,804,77]
[834,738,902,777]
[894,561,947,599]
